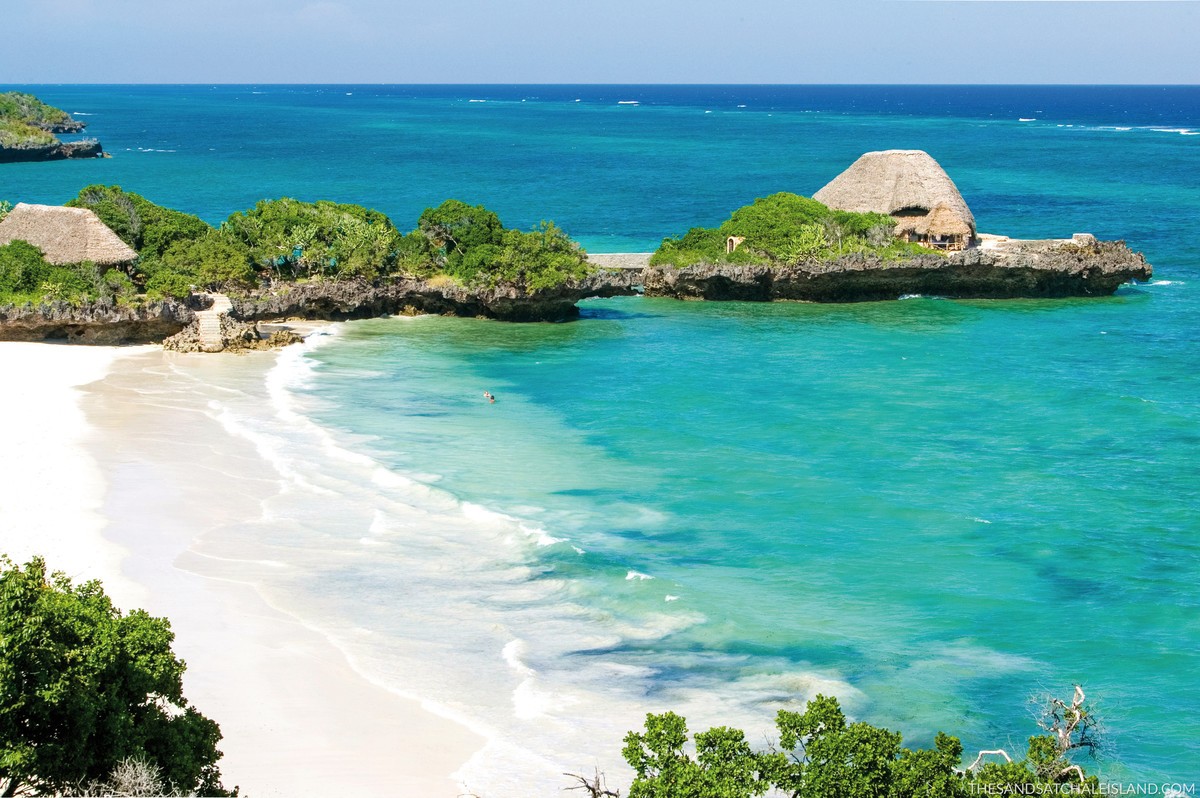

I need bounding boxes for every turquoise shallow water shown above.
[4,85,1199,787]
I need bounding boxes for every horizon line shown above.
[4,82,1200,88]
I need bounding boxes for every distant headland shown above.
[0,149,1151,350]
[0,92,104,163]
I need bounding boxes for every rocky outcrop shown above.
[232,271,640,324]
[641,240,1151,302]
[163,315,303,353]
[0,274,639,346]
[0,138,104,163]
[0,297,197,344]
[0,241,1150,348]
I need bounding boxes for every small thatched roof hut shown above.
[896,202,974,239]
[814,150,976,249]
[0,203,137,265]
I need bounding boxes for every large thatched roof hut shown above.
[814,150,976,251]
[0,203,137,266]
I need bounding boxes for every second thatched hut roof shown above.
[814,150,976,239]
[0,203,137,265]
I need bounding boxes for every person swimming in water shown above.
[483,391,495,403]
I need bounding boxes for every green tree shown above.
[0,557,233,797]
[67,185,211,259]
[774,695,902,798]
[622,712,775,798]
[417,199,503,267]
[222,198,400,278]
[158,231,256,291]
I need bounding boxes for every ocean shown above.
[3,85,1198,789]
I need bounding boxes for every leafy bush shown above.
[157,231,256,291]
[417,199,504,268]
[143,271,196,301]
[446,220,590,291]
[652,192,919,267]
[222,198,401,280]
[0,241,99,306]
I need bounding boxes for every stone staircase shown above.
[195,293,232,352]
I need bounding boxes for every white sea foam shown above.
[617,100,639,105]
[519,523,565,547]
[1018,117,1036,122]
[1149,279,1183,286]
[190,335,868,797]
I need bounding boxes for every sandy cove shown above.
[0,342,482,797]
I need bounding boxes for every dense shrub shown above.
[446,221,590,291]
[158,232,256,291]
[222,198,401,280]
[0,241,100,306]
[415,200,590,290]
[417,199,504,267]
[651,192,922,267]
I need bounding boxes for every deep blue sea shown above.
[4,85,1198,791]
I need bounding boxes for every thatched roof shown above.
[896,203,974,238]
[814,150,976,237]
[0,203,137,265]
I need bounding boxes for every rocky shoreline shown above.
[0,272,641,346]
[0,138,104,163]
[640,239,1152,302]
[0,92,105,162]
[0,239,1151,348]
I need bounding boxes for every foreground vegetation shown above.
[0,557,234,796]
[0,554,1107,797]
[651,192,929,268]
[0,92,83,150]
[613,690,1101,798]
[0,186,592,308]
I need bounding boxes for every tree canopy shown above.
[0,556,234,797]
[621,692,1102,798]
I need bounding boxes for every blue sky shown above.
[3,0,1197,84]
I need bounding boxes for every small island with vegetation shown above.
[0,150,1152,350]
[639,150,1151,302]
[0,92,103,162]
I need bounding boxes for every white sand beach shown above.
[0,342,482,797]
